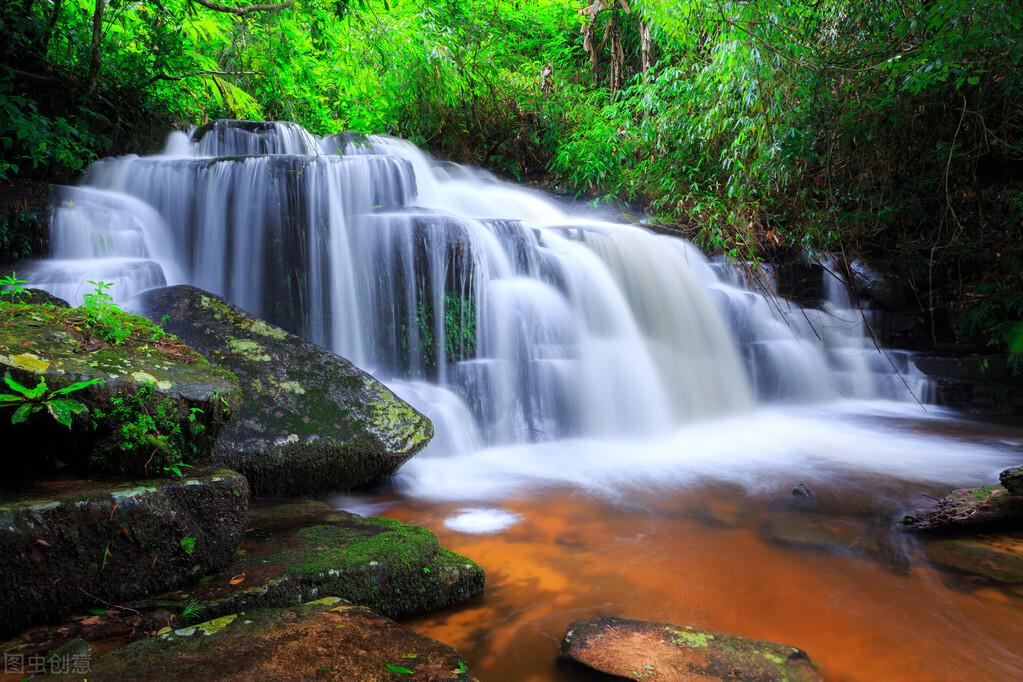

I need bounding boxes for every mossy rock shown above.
[559,616,821,682]
[0,469,249,638]
[135,286,434,496]
[902,485,1023,531]
[0,299,238,475]
[130,499,484,622]
[1000,466,1023,497]
[76,599,472,681]
[922,533,1023,584]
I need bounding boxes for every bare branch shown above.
[190,0,292,16]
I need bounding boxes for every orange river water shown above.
[360,478,1023,682]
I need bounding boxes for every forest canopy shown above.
[2,0,1022,350]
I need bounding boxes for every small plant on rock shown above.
[0,272,29,301]
[82,280,132,345]
[0,372,102,428]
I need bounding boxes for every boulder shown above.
[0,469,248,637]
[902,485,1023,531]
[760,511,909,572]
[923,533,1023,584]
[0,299,238,475]
[559,616,820,682]
[1000,466,1023,496]
[129,499,484,622]
[134,286,434,496]
[81,598,473,681]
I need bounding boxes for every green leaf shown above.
[3,372,35,398]
[0,393,24,402]
[46,398,87,429]
[180,535,197,555]
[50,378,104,397]
[457,660,468,673]
[11,403,33,425]
[385,664,415,675]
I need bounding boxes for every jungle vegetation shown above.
[1,0,1021,352]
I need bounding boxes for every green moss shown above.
[194,613,238,636]
[366,382,433,448]
[667,626,712,649]
[227,338,271,362]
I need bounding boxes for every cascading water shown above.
[31,119,1009,498]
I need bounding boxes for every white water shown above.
[25,120,1017,504]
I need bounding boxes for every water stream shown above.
[25,120,1023,680]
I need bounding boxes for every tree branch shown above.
[190,0,292,15]
[149,69,264,83]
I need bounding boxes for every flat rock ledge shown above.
[130,499,485,623]
[559,616,821,682]
[902,484,1023,531]
[135,286,434,496]
[67,598,475,681]
[0,469,248,638]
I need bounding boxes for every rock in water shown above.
[1000,466,1023,497]
[84,598,473,681]
[559,616,820,682]
[135,286,434,496]
[923,534,1023,584]
[0,469,248,637]
[130,499,485,621]
[902,485,1023,531]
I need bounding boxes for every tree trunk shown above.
[84,0,105,100]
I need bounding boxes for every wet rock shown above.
[912,355,1023,416]
[84,598,473,681]
[0,469,248,638]
[846,259,914,311]
[923,534,1023,584]
[762,511,867,550]
[762,511,910,572]
[0,299,237,475]
[22,289,69,307]
[559,615,820,682]
[129,499,484,622]
[792,483,815,500]
[135,286,434,496]
[1000,466,1023,497]
[901,485,1023,531]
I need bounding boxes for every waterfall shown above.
[26,120,931,455]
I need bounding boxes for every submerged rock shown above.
[923,533,1023,584]
[1000,466,1023,497]
[129,499,484,622]
[84,598,473,681]
[0,469,248,637]
[559,616,820,682]
[134,286,434,495]
[0,299,237,475]
[901,485,1023,531]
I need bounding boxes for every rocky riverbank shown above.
[0,284,480,679]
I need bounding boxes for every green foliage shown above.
[181,599,203,622]
[82,280,132,345]
[385,664,415,676]
[94,383,206,475]
[0,272,29,301]
[0,371,101,429]
[179,535,197,556]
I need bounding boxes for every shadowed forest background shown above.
[2,0,1022,357]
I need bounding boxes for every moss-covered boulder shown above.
[131,499,484,622]
[79,598,473,681]
[1001,466,1023,497]
[0,469,248,638]
[134,286,434,495]
[922,533,1023,584]
[901,484,1023,531]
[0,299,238,475]
[559,616,820,682]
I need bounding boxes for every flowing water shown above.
[26,120,1023,680]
